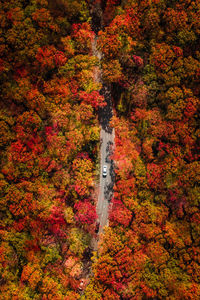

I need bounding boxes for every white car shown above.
[103,165,107,177]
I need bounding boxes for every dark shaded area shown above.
[104,141,115,201]
[95,220,100,233]
[80,247,94,279]
[104,181,113,202]
[98,84,113,133]
[90,2,102,34]
[111,82,124,106]
[82,246,93,261]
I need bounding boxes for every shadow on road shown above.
[98,84,113,133]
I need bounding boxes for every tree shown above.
[72,23,95,54]
[74,199,97,227]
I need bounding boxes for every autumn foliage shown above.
[0,0,102,298]
[0,0,200,299]
[83,0,200,299]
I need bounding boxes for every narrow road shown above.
[78,3,115,291]
[97,125,114,236]
[92,33,115,246]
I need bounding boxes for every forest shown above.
[0,0,200,299]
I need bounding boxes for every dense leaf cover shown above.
[0,0,200,299]
[83,0,200,299]
[0,0,104,298]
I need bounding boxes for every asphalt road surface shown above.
[97,126,114,236]
[79,5,114,287]
[92,37,115,242]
